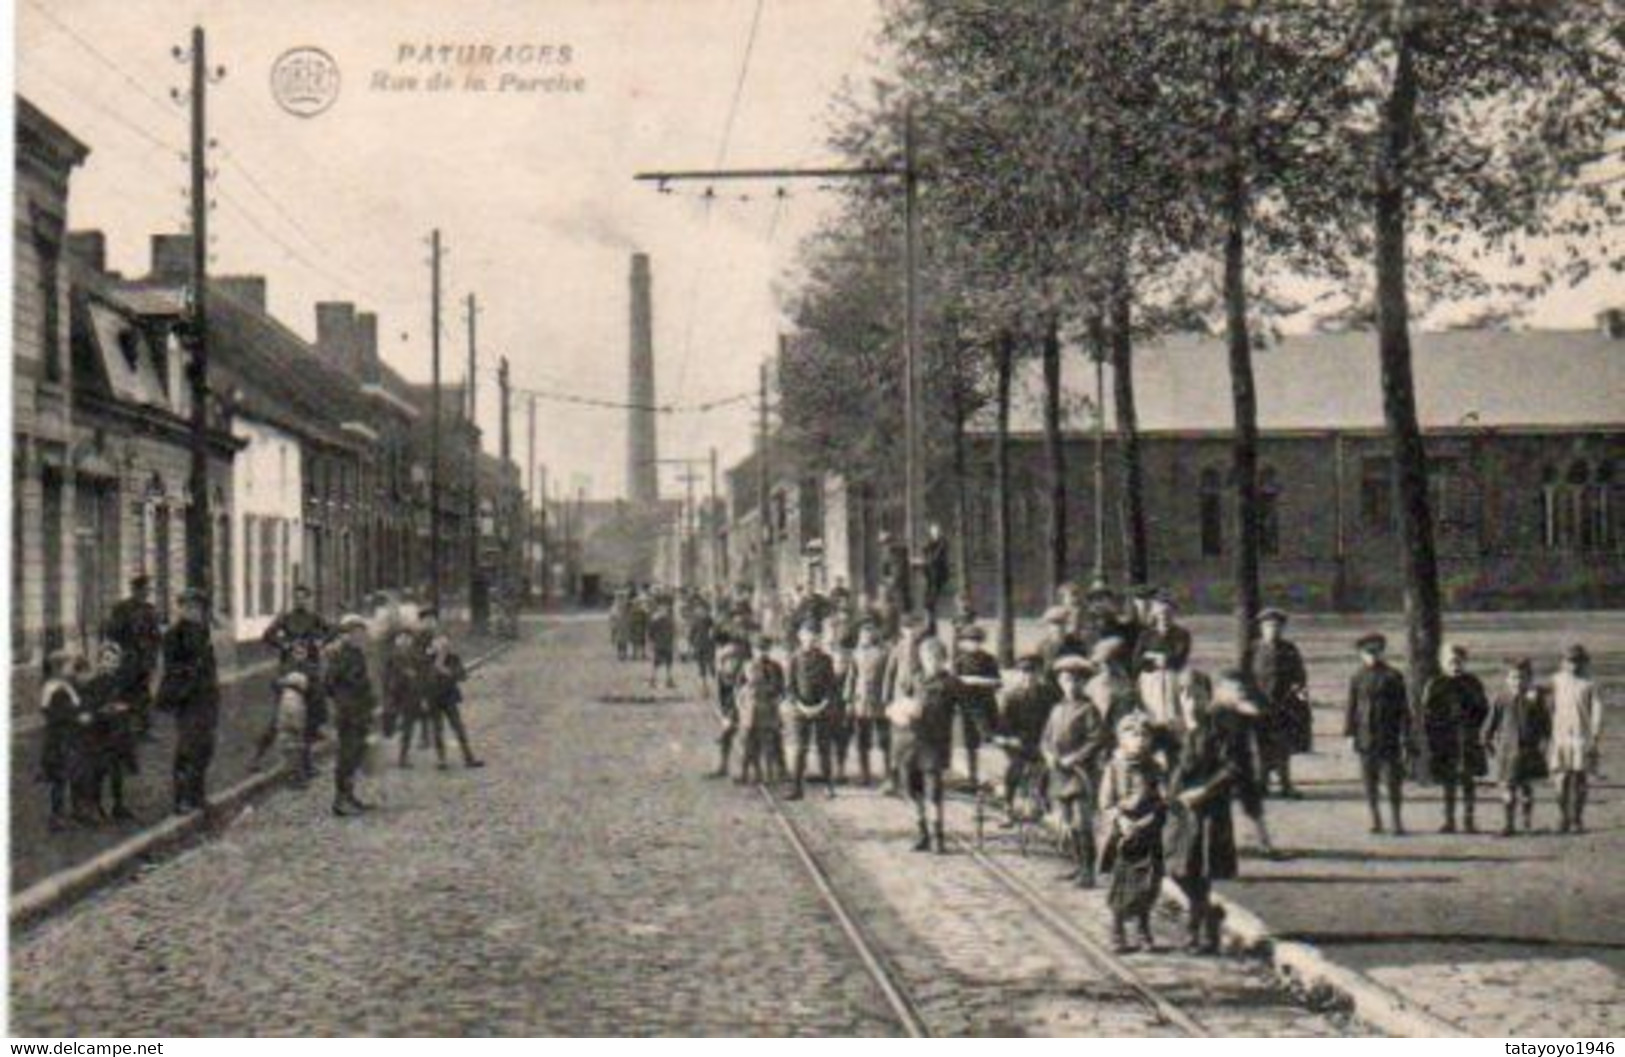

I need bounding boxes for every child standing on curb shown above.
[39,649,90,830]
[1098,712,1167,953]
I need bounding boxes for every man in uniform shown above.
[326,614,377,817]
[786,622,839,800]
[103,573,162,738]
[156,589,220,815]
[1345,632,1411,835]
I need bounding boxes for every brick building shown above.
[947,326,1624,614]
[12,97,88,694]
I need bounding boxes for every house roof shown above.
[983,327,1625,436]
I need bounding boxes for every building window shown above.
[38,237,63,384]
[1430,455,1475,533]
[215,513,232,620]
[1200,468,1224,558]
[1260,466,1281,557]
[243,515,257,618]
[280,520,292,607]
[1547,460,1613,550]
[259,517,278,615]
[1361,456,1393,531]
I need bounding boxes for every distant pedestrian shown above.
[1042,655,1110,886]
[1038,607,1087,690]
[1131,590,1191,676]
[918,521,950,635]
[1345,633,1410,836]
[271,670,313,785]
[1484,657,1550,836]
[1098,712,1166,954]
[880,615,927,796]
[425,632,485,770]
[156,589,221,816]
[327,615,377,816]
[260,584,337,767]
[38,649,91,830]
[995,650,1056,822]
[1548,644,1603,834]
[711,630,749,778]
[397,611,440,768]
[1249,608,1310,798]
[1419,644,1491,833]
[879,530,912,615]
[628,596,650,661]
[85,641,139,822]
[689,603,717,690]
[648,597,676,690]
[102,573,162,738]
[738,634,785,785]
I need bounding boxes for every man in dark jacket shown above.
[879,531,912,615]
[1419,643,1490,833]
[786,623,839,800]
[326,615,376,816]
[1346,632,1411,835]
[157,589,220,815]
[263,584,337,750]
[952,625,1001,789]
[918,522,950,635]
[104,573,163,737]
[1249,608,1310,798]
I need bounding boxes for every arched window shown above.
[1543,459,1613,551]
[1260,466,1282,557]
[1582,460,1612,549]
[1200,468,1224,558]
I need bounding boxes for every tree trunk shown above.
[994,331,1016,667]
[1108,256,1149,587]
[1220,31,1263,673]
[1042,315,1068,598]
[1375,18,1443,702]
[951,383,971,598]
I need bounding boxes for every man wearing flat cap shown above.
[1039,606,1087,690]
[1249,608,1310,799]
[326,615,377,816]
[156,588,220,815]
[952,624,1001,788]
[1345,632,1411,835]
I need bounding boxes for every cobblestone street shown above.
[9,618,1364,1036]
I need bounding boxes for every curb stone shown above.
[9,639,514,930]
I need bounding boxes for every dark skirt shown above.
[1163,799,1238,882]
[1105,839,1164,919]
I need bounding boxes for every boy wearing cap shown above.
[1042,655,1116,886]
[1419,644,1491,833]
[952,625,1001,789]
[1038,607,1087,689]
[896,637,958,853]
[997,650,1058,819]
[843,621,892,786]
[1345,633,1411,835]
[327,616,377,816]
[786,623,839,800]
[1484,658,1550,836]
[1249,608,1310,798]
[1549,645,1604,834]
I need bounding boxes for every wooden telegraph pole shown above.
[428,229,444,611]
[464,293,479,618]
[183,26,218,600]
[527,393,537,601]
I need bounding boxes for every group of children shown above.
[37,641,142,829]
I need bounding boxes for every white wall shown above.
[232,416,304,641]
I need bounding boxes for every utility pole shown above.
[902,101,923,614]
[1093,348,1107,585]
[675,466,701,588]
[538,463,548,600]
[527,393,536,602]
[757,360,773,601]
[709,446,721,590]
[464,293,480,621]
[499,355,513,592]
[428,229,443,611]
[183,26,218,600]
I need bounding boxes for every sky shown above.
[17,0,885,502]
[16,0,1621,505]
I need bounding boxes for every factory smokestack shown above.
[628,252,659,505]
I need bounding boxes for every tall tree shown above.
[1041,315,1067,596]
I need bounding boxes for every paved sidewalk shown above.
[964,610,1625,1036]
[9,624,499,894]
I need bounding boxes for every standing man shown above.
[918,521,950,635]
[103,573,163,738]
[156,589,220,815]
[1131,590,1192,677]
[1346,632,1411,835]
[952,624,1001,790]
[1249,608,1310,798]
[786,622,839,800]
[326,614,377,817]
[263,584,338,760]
[1419,643,1491,833]
[879,530,913,616]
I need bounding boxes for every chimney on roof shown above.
[357,312,380,383]
[315,301,360,375]
[1598,308,1625,340]
[67,230,106,273]
[215,275,267,313]
[149,234,192,281]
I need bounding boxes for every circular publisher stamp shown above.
[271,47,341,117]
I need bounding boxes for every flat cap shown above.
[1257,607,1289,625]
[1356,632,1387,652]
[1052,655,1094,675]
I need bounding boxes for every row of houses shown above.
[12,96,525,702]
[725,315,1625,615]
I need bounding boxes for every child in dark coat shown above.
[38,650,93,829]
[1484,657,1551,835]
[1098,712,1167,953]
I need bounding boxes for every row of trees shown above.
[778,0,1620,695]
